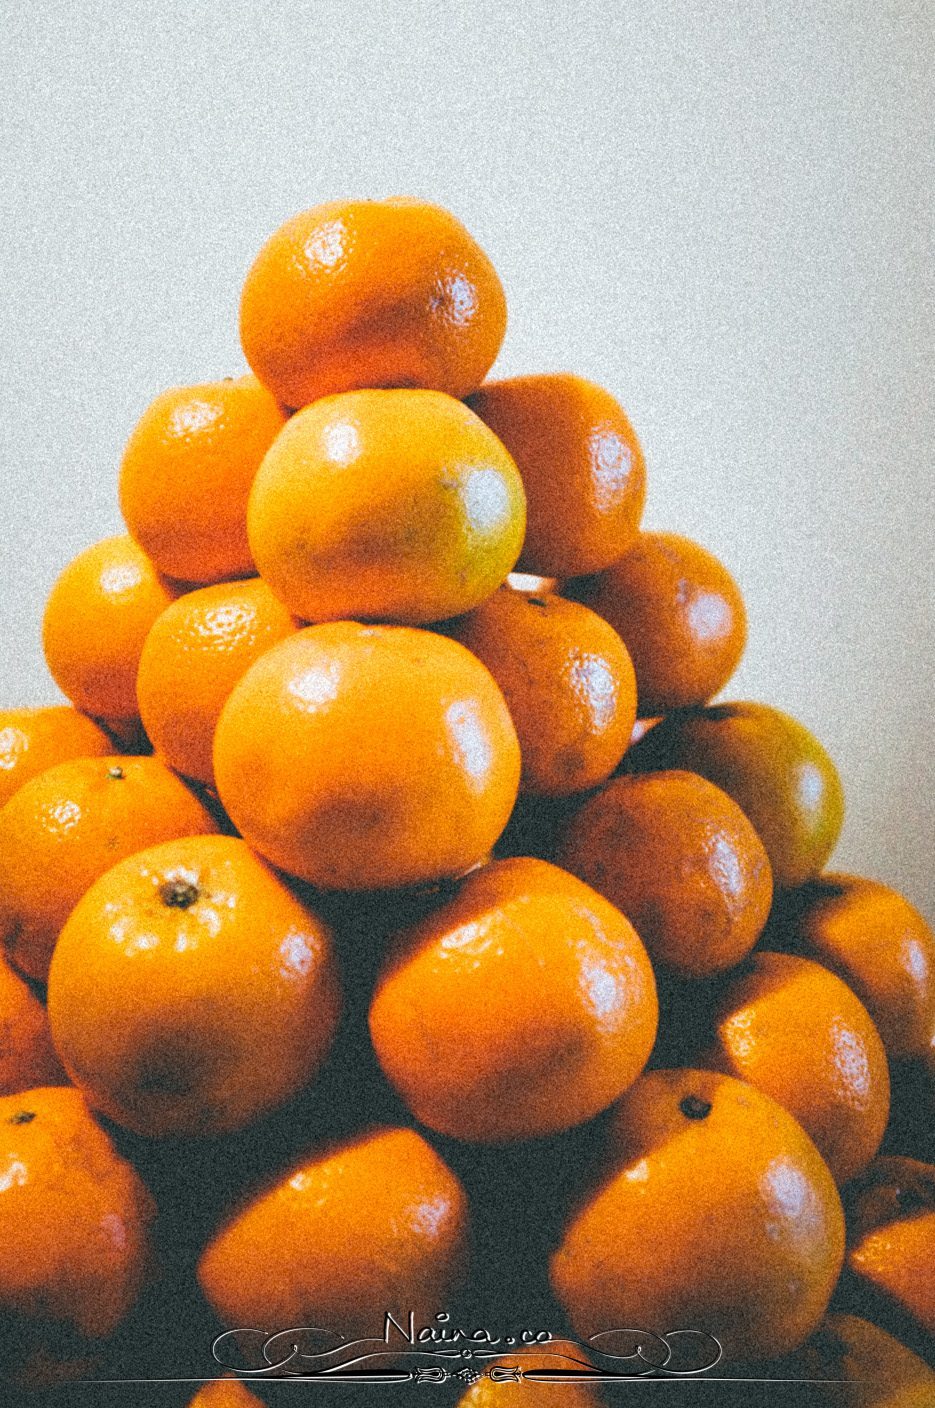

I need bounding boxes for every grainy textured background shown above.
[1,0,932,917]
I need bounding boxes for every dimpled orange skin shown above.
[0,707,113,809]
[0,755,220,982]
[42,535,183,719]
[556,771,773,978]
[369,857,658,1143]
[119,374,287,585]
[772,874,935,1064]
[565,531,747,715]
[197,1126,469,1340]
[626,701,845,890]
[803,1314,935,1408]
[240,198,507,410]
[247,389,526,625]
[701,951,890,1186]
[137,578,298,786]
[442,586,637,796]
[47,835,341,1138]
[213,624,521,890]
[550,1068,845,1362]
[846,1157,935,1336]
[0,1087,154,1339]
[467,374,646,578]
[0,957,66,1094]
[185,1377,266,1408]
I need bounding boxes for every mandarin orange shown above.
[42,535,182,720]
[556,770,773,977]
[137,577,297,786]
[468,373,645,578]
[550,1068,845,1361]
[0,754,219,981]
[240,197,506,409]
[247,388,526,625]
[565,531,747,714]
[213,624,521,889]
[369,857,657,1142]
[442,586,637,796]
[47,834,341,1137]
[119,374,287,584]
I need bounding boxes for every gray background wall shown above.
[1,1,932,917]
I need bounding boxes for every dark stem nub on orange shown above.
[9,1110,36,1124]
[159,878,200,909]
[679,1095,712,1121]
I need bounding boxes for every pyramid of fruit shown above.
[1,198,932,1403]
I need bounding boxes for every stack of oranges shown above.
[1,197,932,1406]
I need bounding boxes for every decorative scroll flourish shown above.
[212,1313,723,1383]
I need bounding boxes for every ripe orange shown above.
[42,535,182,720]
[566,531,747,714]
[369,857,658,1142]
[0,957,66,1095]
[186,1379,265,1407]
[846,1156,935,1336]
[136,577,298,786]
[701,951,890,1185]
[47,835,342,1137]
[550,1068,845,1361]
[197,1126,469,1340]
[467,373,646,577]
[770,873,935,1064]
[240,197,507,409]
[0,1087,154,1379]
[803,1314,935,1407]
[247,388,526,625]
[119,374,287,584]
[556,770,773,978]
[442,586,637,796]
[0,754,219,982]
[626,701,845,889]
[0,706,113,809]
[213,624,521,890]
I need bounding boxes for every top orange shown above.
[240,198,507,409]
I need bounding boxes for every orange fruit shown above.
[701,951,890,1185]
[137,577,298,786]
[42,535,182,720]
[119,374,287,584]
[0,706,112,809]
[550,1068,845,1361]
[0,755,219,982]
[803,1314,935,1407]
[240,197,507,409]
[47,835,341,1138]
[626,701,845,889]
[846,1156,935,1336]
[467,373,646,577]
[198,1126,468,1340]
[186,1379,265,1407]
[0,1087,154,1378]
[556,770,773,977]
[565,531,747,714]
[213,624,521,890]
[0,956,66,1095]
[247,388,526,625]
[369,857,658,1142]
[442,586,637,796]
[770,873,935,1064]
